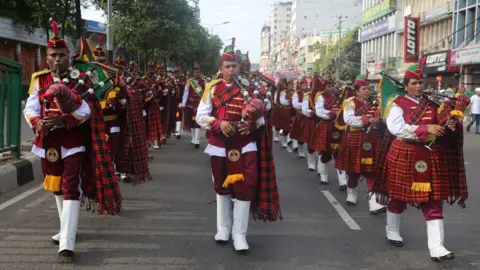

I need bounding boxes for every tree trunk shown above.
[144,43,148,74]
[61,0,71,37]
[75,0,82,39]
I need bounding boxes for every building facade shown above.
[451,0,480,91]
[260,25,271,72]
[360,0,455,85]
[270,2,292,53]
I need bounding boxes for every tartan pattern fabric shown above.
[278,107,294,134]
[373,96,468,207]
[253,125,282,222]
[380,139,449,204]
[337,130,381,173]
[146,100,163,143]
[213,83,240,108]
[82,97,122,215]
[310,120,330,152]
[300,117,316,144]
[440,121,468,207]
[115,91,152,184]
[289,112,304,140]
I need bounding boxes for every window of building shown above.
[274,20,277,23]
[274,26,277,29]
[308,46,313,53]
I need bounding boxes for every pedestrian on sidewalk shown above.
[466,88,480,134]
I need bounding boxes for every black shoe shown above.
[215,239,229,245]
[339,185,347,191]
[346,201,356,206]
[308,168,316,172]
[370,207,387,215]
[52,239,59,245]
[292,147,298,153]
[387,238,404,248]
[122,176,132,183]
[467,126,471,132]
[194,144,200,149]
[431,252,455,262]
[320,181,329,186]
[176,135,181,139]
[58,250,74,263]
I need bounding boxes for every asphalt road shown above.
[0,132,479,270]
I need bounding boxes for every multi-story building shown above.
[295,29,348,74]
[269,2,292,53]
[360,0,398,81]
[397,0,455,86]
[260,25,271,72]
[360,0,455,85]
[451,0,480,91]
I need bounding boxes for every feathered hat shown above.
[47,21,68,49]
[404,64,423,80]
[221,38,240,62]
[114,48,127,67]
[93,36,106,57]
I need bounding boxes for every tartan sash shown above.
[213,84,241,108]
[188,79,203,98]
[355,100,373,117]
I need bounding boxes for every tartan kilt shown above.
[270,105,281,129]
[300,117,316,144]
[310,120,330,152]
[279,107,294,134]
[289,112,304,141]
[381,138,449,203]
[337,130,381,173]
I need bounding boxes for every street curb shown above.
[0,151,42,195]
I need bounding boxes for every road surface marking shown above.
[0,184,43,212]
[320,190,361,231]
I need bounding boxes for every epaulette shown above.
[342,96,356,110]
[201,79,222,103]
[383,95,399,119]
[28,69,51,94]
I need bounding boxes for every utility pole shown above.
[107,0,114,62]
[334,15,347,81]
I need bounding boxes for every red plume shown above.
[51,20,59,36]
[98,36,103,47]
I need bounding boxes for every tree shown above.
[312,27,361,81]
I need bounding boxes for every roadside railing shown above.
[0,57,22,159]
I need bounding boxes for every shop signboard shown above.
[359,17,395,42]
[362,0,396,25]
[452,46,480,65]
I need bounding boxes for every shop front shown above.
[422,50,459,89]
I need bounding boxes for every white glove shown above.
[159,106,165,111]
[178,103,184,108]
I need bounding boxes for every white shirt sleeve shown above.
[265,100,272,111]
[292,93,301,110]
[23,78,41,128]
[182,83,190,107]
[70,100,91,124]
[279,92,290,106]
[386,103,420,140]
[315,95,331,120]
[344,100,364,128]
[302,95,312,116]
[195,86,216,129]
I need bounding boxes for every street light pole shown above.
[107,0,114,62]
[204,21,230,35]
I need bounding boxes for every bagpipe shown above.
[231,75,264,122]
[379,72,470,150]
[44,63,116,114]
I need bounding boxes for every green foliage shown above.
[1,0,81,41]
[94,0,222,75]
[313,27,361,81]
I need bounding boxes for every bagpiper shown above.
[337,74,385,213]
[310,74,347,188]
[23,22,121,262]
[196,38,282,252]
[372,65,469,261]
[289,77,310,158]
[181,62,204,148]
